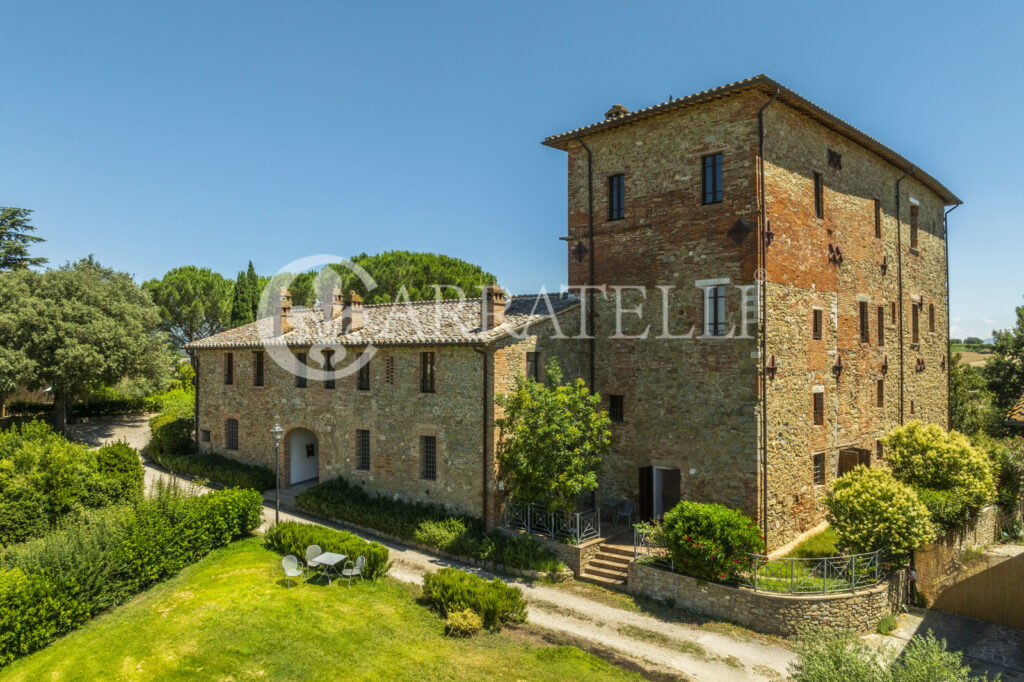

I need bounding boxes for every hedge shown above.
[422,567,527,631]
[6,386,193,420]
[0,421,145,547]
[148,450,275,491]
[263,522,391,580]
[296,476,562,573]
[0,484,262,666]
[661,501,765,583]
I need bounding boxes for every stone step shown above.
[588,558,629,573]
[580,571,627,587]
[584,565,628,581]
[592,552,631,567]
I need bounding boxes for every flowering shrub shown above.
[825,467,935,562]
[883,422,996,527]
[974,434,1024,516]
[661,501,764,583]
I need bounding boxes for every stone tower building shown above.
[542,75,960,549]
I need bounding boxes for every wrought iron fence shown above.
[633,526,883,594]
[504,499,601,543]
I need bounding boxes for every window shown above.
[877,306,885,346]
[814,172,824,219]
[874,198,882,238]
[608,174,625,220]
[929,303,935,332]
[323,351,335,390]
[385,356,396,384]
[813,391,824,426]
[526,352,540,382]
[912,304,920,344]
[812,309,823,340]
[859,301,869,343]
[910,204,919,249]
[420,435,436,480]
[357,361,370,391]
[813,453,825,486]
[420,352,435,393]
[876,440,884,461]
[911,400,915,415]
[253,351,264,387]
[201,429,211,443]
[224,352,233,385]
[609,395,624,423]
[877,379,884,407]
[702,153,723,204]
[225,419,238,450]
[356,429,370,471]
[295,353,307,388]
[891,301,896,324]
[705,285,726,337]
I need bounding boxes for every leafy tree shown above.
[964,336,984,345]
[949,354,991,435]
[0,207,47,271]
[328,251,496,304]
[0,257,165,431]
[825,467,935,562]
[950,338,963,345]
[984,299,1024,421]
[230,261,261,327]
[142,266,233,347]
[288,271,316,307]
[495,360,610,517]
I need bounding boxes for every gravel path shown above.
[69,415,794,681]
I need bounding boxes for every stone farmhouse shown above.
[186,75,959,550]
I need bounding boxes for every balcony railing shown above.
[504,499,601,544]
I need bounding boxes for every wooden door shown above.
[661,467,681,514]
[638,466,653,520]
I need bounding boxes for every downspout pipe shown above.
[575,133,596,391]
[473,345,490,527]
[943,202,961,430]
[757,88,779,547]
[895,168,915,425]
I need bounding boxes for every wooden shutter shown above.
[638,466,653,521]
[661,468,681,514]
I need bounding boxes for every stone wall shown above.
[914,505,1005,603]
[628,561,903,637]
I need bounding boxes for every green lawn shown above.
[0,538,637,681]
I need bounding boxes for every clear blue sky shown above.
[2,1,1021,339]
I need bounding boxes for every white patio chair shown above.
[616,500,637,527]
[305,545,323,581]
[282,555,304,588]
[341,555,365,587]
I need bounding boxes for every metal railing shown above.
[633,526,883,594]
[504,499,601,543]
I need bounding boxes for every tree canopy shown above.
[983,299,1024,420]
[0,257,165,430]
[230,261,261,327]
[0,207,47,270]
[143,266,233,347]
[495,360,610,516]
[328,251,497,304]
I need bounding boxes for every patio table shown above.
[599,497,625,522]
[312,552,346,586]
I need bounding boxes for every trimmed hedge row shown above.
[263,522,391,580]
[6,386,192,420]
[422,567,527,631]
[0,484,262,666]
[148,450,275,491]
[295,476,563,573]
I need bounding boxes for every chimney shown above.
[481,283,506,332]
[341,291,364,333]
[275,287,293,336]
[328,286,344,321]
[604,104,630,120]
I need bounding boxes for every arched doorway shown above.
[287,428,319,484]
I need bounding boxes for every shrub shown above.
[789,627,889,682]
[883,422,996,520]
[976,435,1024,515]
[912,487,972,530]
[825,467,935,562]
[660,501,764,583]
[148,450,274,491]
[0,484,261,665]
[148,412,193,457]
[296,476,563,573]
[876,613,898,635]
[94,441,145,505]
[263,522,391,580]
[422,567,527,631]
[444,608,483,637]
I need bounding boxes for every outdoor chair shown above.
[305,545,323,581]
[616,500,637,527]
[341,555,365,587]
[282,555,304,588]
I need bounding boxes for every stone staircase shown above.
[580,540,633,587]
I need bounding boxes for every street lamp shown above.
[270,423,284,524]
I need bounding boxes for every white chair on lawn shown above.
[305,545,323,582]
[341,556,365,587]
[282,555,304,588]
[616,500,637,527]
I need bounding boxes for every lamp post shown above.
[270,423,284,524]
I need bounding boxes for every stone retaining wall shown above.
[504,529,602,577]
[627,561,904,637]
[914,504,1006,605]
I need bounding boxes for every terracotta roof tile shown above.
[184,293,579,350]
[1007,392,1024,426]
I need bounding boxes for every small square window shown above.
[910,400,915,415]
[295,353,307,388]
[912,304,920,344]
[609,395,624,423]
[910,204,920,249]
[702,153,723,204]
[253,351,264,387]
[813,453,825,486]
[877,379,884,408]
[876,440,884,461]
[420,435,436,480]
[358,362,370,391]
[421,352,435,393]
[225,419,239,450]
[812,309,822,340]
[814,172,824,219]
[323,351,335,390]
[705,285,727,337]
[877,306,885,346]
[608,174,625,220]
[874,199,882,238]
[385,356,396,385]
[201,429,211,443]
[224,352,234,385]
[929,304,935,333]
[813,391,824,426]
[859,301,869,343]
[891,302,896,325]
[356,429,370,471]
[526,352,540,382]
